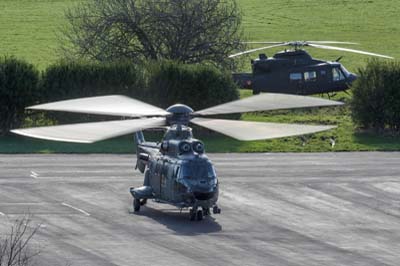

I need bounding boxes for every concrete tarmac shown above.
[0,153,400,266]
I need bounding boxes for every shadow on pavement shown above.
[130,205,222,235]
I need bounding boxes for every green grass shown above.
[0,0,80,70]
[1,0,399,71]
[0,135,136,154]
[238,0,400,72]
[1,0,400,153]
[3,121,400,153]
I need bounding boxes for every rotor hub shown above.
[287,41,309,49]
[166,104,194,126]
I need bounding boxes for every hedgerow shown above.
[351,59,400,133]
[2,59,239,131]
[0,57,40,135]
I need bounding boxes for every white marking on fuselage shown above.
[61,202,90,216]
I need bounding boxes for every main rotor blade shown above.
[308,43,394,59]
[242,41,358,45]
[11,118,166,143]
[194,93,343,116]
[241,41,285,44]
[228,43,288,58]
[191,118,336,141]
[28,95,170,117]
[307,41,359,45]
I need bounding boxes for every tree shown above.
[62,0,245,69]
[0,216,40,266]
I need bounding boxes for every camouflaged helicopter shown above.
[11,93,342,221]
[231,41,393,95]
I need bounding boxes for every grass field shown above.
[0,0,399,153]
[0,0,80,69]
[239,0,400,71]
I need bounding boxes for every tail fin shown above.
[134,131,145,147]
[134,131,147,173]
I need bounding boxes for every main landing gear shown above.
[133,198,147,212]
[189,205,221,221]
[213,205,221,214]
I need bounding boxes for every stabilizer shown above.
[134,131,149,173]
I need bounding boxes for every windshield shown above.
[180,161,216,180]
[332,67,345,81]
[340,65,351,78]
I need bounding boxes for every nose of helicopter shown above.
[193,191,215,200]
[189,181,218,201]
[348,73,358,83]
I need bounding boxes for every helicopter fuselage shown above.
[130,124,220,220]
[233,49,357,95]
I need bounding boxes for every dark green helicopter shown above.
[11,93,342,221]
[232,41,393,95]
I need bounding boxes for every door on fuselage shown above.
[327,66,347,93]
[302,69,318,94]
[160,160,168,200]
[150,159,162,197]
[160,161,178,201]
[288,72,305,94]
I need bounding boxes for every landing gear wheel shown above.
[133,198,141,212]
[196,210,204,221]
[213,206,221,214]
[140,199,147,206]
[203,207,210,216]
[189,209,196,221]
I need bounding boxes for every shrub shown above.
[40,60,239,124]
[42,60,146,102]
[40,60,147,123]
[146,61,239,110]
[351,59,400,132]
[0,57,40,135]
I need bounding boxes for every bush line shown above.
[0,59,239,134]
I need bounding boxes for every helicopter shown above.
[231,41,393,95]
[11,93,342,221]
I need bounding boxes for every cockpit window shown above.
[332,67,345,81]
[340,65,351,78]
[180,161,216,180]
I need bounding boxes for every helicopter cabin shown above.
[233,50,357,95]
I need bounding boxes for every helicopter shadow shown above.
[130,205,222,235]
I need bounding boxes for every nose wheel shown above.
[196,210,204,221]
[189,208,204,221]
